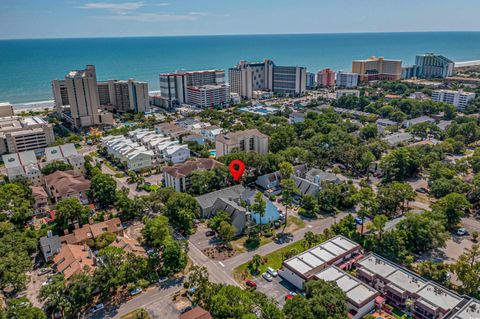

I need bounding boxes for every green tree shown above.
[161,238,187,275]
[1,297,46,319]
[55,198,90,231]
[41,160,73,175]
[209,285,255,319]
[300,195,319,215]
[164,192,200,234]
[377,182,415,217]
[89,173,117,207]
[0,182,34,226]
[452,244,480,297]
[360,123,378,140]
[354,187,378,235]
[281,178,298,233]
[207,211,231,232]
[217,221,236,245]
[251,192,267,224]
[90,231,116,250]
[372,214,389,240]
[380,147,421,181]
[431,193,472,230]
[142,215,171,249]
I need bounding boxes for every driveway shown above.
[254,274,298,308]
[189,223,222,251]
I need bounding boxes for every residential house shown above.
[382,132,414,146]
[39,232,62,261]
[2,150,43,185]
[110,236,147,257]
[32,186,48,213]
[60,217,123,245]
[163,158,223,192]
[255,164,307,195]
[44,143,85,175]
[305,169,340,185]
[289,112,306,123]
[200,126,223,142]
[163,144,190,163]
[44,170,90,203]
[179,306,212,319]
[402,116,435,128]
[155,122,190,138]
[53,243,96,279]
[196,185,246,218]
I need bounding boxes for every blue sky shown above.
[1,0,480,39]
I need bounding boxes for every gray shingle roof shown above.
[195,185,246,211]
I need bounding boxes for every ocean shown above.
[2,32,480,105]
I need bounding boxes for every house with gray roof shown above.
[196,185,246,218]
[402,116,435,128]
[382,132,414,146]
[39,232,62,261]
[305,169,340,185]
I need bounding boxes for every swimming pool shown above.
[251,200,280,225]
[209,150,216,157]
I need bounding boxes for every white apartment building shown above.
[44,143,85,175]
[336,71,359,88]
[228,60,274,99]
[186,84,229,108]
[215,129,269,157]
[98,79,150,113]
[163,158,222,192]
[3,143,86,185]
[431,89,476,111]
[336,89,361,99]
[3,150,43,185]
[0,116,55,155]
[102,135,154,171]
[159,69,225,108]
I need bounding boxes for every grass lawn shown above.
[233,239,306,283]
[391,307,413,319]
[231,235,274,253]
[120,308,151,319]
[288,216,305,228]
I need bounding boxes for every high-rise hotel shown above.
[229,59,307,99]
[158,69,227,108]
[52,65,113,129]
[352,56,402,82]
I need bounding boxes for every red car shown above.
[245,280,257,288]
[285,294,294,300]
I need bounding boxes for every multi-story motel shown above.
[336,89,361,99]
[52,65,113,129]
[97,79,150,113]
[431,89,476,112]
[228,59,307,99]
[101,128,190,170]
[0,116,55,155]
[278,236,480,319]
[356,253,465,319]
[163,158,223,192]
[2,143,85,185]
[402,53,455,79]
[352,57,403,82]
[317,68,336,87]
[336,71,359,88]
[306,72,316,89]
[158,69,226,108]
[215,129,269,157]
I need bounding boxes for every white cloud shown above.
[188,12,209,16]
[78,2,146,11]
[105,12,198,22]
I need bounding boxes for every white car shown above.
[267,267,278,277]
[90,303,104,313]
[262,272,273,282]
[456,228,467,236]
[130,288,143,296]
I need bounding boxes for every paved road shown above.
[89,279,183,319]
[222,212,348,273]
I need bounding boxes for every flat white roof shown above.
[357,254,398,278]
[451,299,480,319]
[416,283,463,311]
[386,269,426,293]
[314,266,378,306]
[283,235,360,276]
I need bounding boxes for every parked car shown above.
[130,288,143,296]
[456,228,467,236]
[90,303,104,313]
[416,187,429,194]
[158,277,168,284]
[354,217,363,225]
[262,272,273,282]
[245,280,257,288]
[38,268,52,276]
[181,306,194,314]
[267,267,278,277]
[205,230,215,237]
[285,294,294,300]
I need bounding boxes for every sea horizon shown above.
[2,31,480,104]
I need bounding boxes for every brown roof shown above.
[53,244,96,279]
[60,218,122,244]
[155,122,189,136]
[215,129,267,145]
[163,158,223,179]
[179,307,212,319]
[44,170,90,198]
[110,236,147,257]
[31,186,48,200]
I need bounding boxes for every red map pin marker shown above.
[229,159,245,181]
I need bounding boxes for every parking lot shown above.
[189,223,222,251]
[251,273,298,308]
